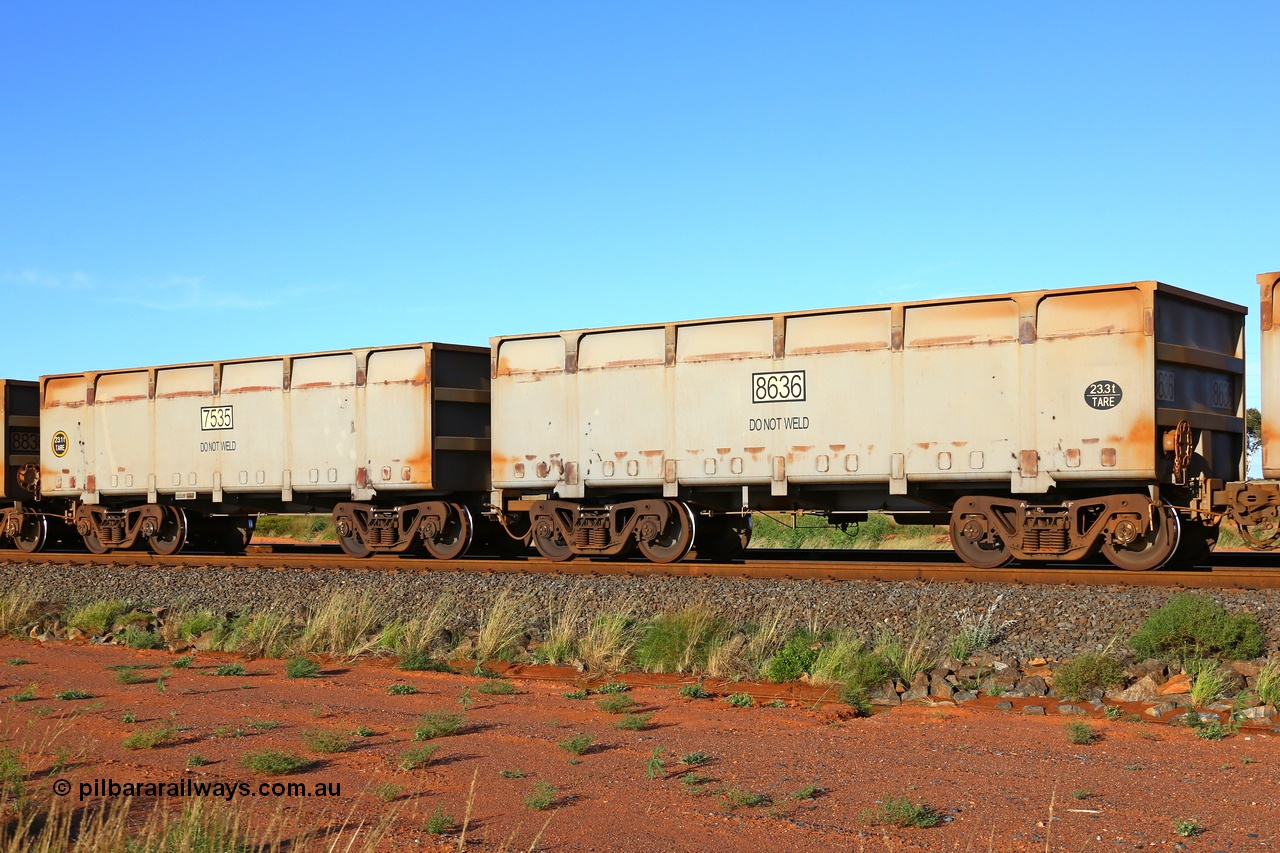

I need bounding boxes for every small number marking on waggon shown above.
[752,371,806,404]
[200,406,234,431]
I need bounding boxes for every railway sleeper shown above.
[951,494,1184,571]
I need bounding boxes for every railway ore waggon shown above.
[490,280,1248,570]
[4,343,491,557]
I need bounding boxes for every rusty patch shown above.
[907,335,1014,348]
[613,451,628,460]
[1081,437,1100,444]
[790,445,813,453]
[641,450,663,458]
[579,358,664,370]
[829,444,846,452]
[222,385,279,394]
[1125,418,1156,450]
[788,341,888,355]
[680,352,771,363]
[1101,448,1117,467]
[155,389,212,399]
[716,447,731,456]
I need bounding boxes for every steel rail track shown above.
[4,546,1280,589]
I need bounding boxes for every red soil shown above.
[0,638,1276,851]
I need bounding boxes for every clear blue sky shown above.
[3,3,1277,390]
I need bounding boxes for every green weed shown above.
[1130,593,1264,661]
[860,795,941,828]
[414,711,464,740]
[300,729,352,754]
[559,734,593,756]
[524,781,556,811]
[614,712,654,731]
[398,744,439,770]
[239,750,312,775]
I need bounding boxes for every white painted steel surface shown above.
[491,281,1246,506]
[39,343,489,507]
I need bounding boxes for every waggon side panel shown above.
[155,365,219,497]
[1260,272,1280,479]
[1035,288,1154,481]
[364,348,431,492]
[221,360,286,494]
[675,320,778,490]
[577,328,668,489]
[902,298,1020,484]
[777,310,894,486]
[491,336,571,492]
[94,372,151,499]
[289,353,358,494]
[39,376,91,499]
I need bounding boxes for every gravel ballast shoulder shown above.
[3,560,1278,659]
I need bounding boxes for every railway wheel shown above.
[638,501,696,564]
[949,509,1013,568]
[532,516,573,561]
[82,530,109,554]
[12,512,49,553]
[423,504,474,560]
[149,506,188,556]
[1101,504,1180,571]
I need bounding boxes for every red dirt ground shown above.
[0,637,1276,852]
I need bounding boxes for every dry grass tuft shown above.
[705,607,792,680]
[0,583,41,636]
[378,594,455,659]
[217,611,297,659]
[473,588,531,664]
[576,600,639,672]
[538,591,587,665]
[298,589,389,659]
